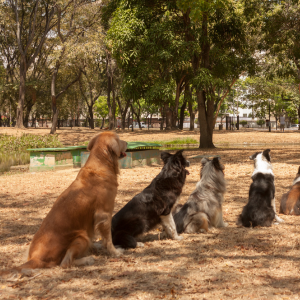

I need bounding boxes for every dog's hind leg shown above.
[160,214,183,240]
[60,232,91,268]
[272,198,284,223]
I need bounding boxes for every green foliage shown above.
[0,134,62,152]
[148,138,198,145]
[94,96,109,119]
[240,120,248,127]
[256,119,265,127]
[0,133,62,172]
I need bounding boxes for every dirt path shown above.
[1,144,300,299]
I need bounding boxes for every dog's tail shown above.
[0,259,52,281]
[174,203,209,233]
[112,231,137,249]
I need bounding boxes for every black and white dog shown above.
[111,150,190,249]
[174,157,227,233]
[237,149,283,227]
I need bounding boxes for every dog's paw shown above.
[136,242,144,248]
[92,242,103,251]
[113,248,124,257]
[74,256,95,267]
[275,216,284,223]
[85,256,95,266]
[173,235,183,241]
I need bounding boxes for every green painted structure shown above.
[27,142,161,172]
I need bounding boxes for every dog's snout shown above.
[186,160,190,167]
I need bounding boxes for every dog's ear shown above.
[161,152,172,164]
[169,159,182,177]
[87,135,99,151]
[201,157,209,166]
[108,137,121,157]
[262,149,271,162]
[249,152,260,160]
[212,157,224,171]
[175,149,184,156]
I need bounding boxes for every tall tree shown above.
[5,0,58,128]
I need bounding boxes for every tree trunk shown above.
[101,117,105,129]
[160,106,164,131]
[172,76,185,128]
[50,66,59,134]
[179,101,187,130]
[24,107,31,128]
[197,90,215,148]
[117,97,130,130]
[16,57,26,128]
[112,77,116,128]
[107,77,113,130]
[165,104,172,130]
[127,110,130,130]
[298,105,300,130]
[188,100,195,131]
[88,106,94,129]
[121,109,128,129]
[132,103,142,129]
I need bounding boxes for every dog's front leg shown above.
[94,212,123,256]
[216,208,228,228]
[272,198,284,224]
[160,214,183,241]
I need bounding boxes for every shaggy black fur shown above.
[238,173,275,227]
[111,150,190,248]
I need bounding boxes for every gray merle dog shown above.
[174,157,227,233]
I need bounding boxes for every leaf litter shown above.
[0,128,300,299]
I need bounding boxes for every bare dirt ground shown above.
[1,129,300,299]
[0,126,300,145]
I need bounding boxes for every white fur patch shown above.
[252,153,274,176]
[293,177,300,185]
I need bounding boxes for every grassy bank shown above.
[0,134,62,172]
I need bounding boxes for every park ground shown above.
[1,128,300,299]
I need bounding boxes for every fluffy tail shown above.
[112,231,137,249]
[174,203,209,233]
[173,204,189,233]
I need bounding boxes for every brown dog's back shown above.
[280,183,300,215]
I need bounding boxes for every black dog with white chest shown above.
[237,149,283,227]
[111,150,190,249]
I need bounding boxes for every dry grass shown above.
[1,129,300,299]
[1,126,300,146]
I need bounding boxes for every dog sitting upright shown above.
[237,149,283,227]
[174,157,227,233]
[280,166,300,215]
[7,132,127,274]
[111,150,190,249]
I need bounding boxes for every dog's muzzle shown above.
[119,152,127,159]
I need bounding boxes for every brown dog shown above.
[280,166,300,215]
[12,132,127,272]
